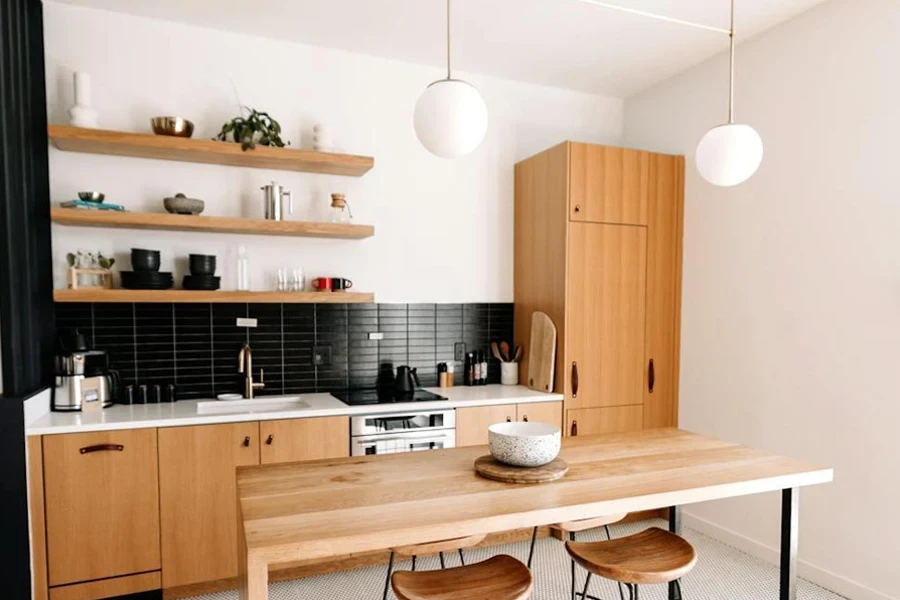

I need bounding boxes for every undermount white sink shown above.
[196,396,310,414]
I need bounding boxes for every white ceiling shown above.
[49,0,827,97]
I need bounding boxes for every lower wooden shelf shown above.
[53,289,374,304]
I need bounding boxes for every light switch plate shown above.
[368,332,384,340]
[236,318,258,328]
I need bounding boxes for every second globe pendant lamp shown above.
[695,0,763,186]
[413,0,488,158]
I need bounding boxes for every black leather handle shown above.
[80,444,123,454]
[243,436,251,447]
[571,420,578,437]
[506,416,512,423]
[572,361,579,398]
[523,415,529,422]
[648,359,655,393]
[266,434,274,445]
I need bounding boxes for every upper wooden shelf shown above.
[54,289,374,304]
[48,125,375,176]
[50,208,374,240]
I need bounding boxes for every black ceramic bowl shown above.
[189,254,217,275]
[131,248,161,272]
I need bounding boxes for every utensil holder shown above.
[501,362,519,386]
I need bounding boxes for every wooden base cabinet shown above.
[159,422,260,589]
[456,402,563,447]
[43,429,161,586]
[259,416,349,464]
[515,142,684,435]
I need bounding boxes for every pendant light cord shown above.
[446,0,452,79]
[728,0,735,123]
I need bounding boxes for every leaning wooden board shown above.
[474,455,569,484]
[527,311,557,392]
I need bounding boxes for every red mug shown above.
[312,277,333,291]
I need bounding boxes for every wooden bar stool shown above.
[391,554,533,600]
[383,534,486,600]
[566,527,697,600]
[525,513,627,600]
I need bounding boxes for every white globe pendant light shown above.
[413,0,488,158]
[695,0,763,187]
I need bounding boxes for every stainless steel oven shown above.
[350,409,456,456]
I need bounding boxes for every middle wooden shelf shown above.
[51,207,374,240]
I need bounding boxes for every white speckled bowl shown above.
[488,421,561,467]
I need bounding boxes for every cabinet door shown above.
[644,154,685,428]
[158,422,259,589]
[570,143,649,225]
[44,429,160,586]
[567,406,643,437]
[567,222,648,410]
[516,401,562,428]
[456,405,516,447]
[260,416,349,464]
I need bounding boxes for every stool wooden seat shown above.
[391,554,533,600]
[383,534,486,600]
[551,513,628,534]
[566,527,696,600]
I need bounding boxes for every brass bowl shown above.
[151,116,194,138]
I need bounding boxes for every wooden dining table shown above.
[236,428,832,600]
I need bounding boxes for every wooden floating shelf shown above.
[51,208,375,240]
[54,289,374,304]
[48,125,375,177]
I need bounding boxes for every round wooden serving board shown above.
[474,455,569,484]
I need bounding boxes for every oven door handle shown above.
[356,433,454,444]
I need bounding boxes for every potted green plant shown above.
[215,107,289,151]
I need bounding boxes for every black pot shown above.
[131,248,161,272]
[189,254,217,275]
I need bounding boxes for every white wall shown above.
[624,1,899,599]
[43,2,622,303]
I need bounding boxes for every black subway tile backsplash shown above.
[55,302,514,400]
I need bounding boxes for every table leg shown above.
[238,505,268,600]
[780,488,799,600]
[668,506,682,600]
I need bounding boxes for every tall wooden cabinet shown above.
[514,142,684,436]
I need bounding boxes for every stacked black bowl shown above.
[122,249,173,289]
[183,254,220,290]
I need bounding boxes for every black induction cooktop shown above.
[332,388,447,406]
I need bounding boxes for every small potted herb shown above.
[216,107,289,151]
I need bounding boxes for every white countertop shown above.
[27,385,563,435]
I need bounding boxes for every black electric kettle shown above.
[394,365,421,397]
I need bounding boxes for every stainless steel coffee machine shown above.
[54,330,119,412]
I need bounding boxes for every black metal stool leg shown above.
[570,531,577,600]
[527,525,538,568]
[674,579,683,600]
[580,573,593,600]
[634,585,640,600]
[411,555,416,572]
[382,551,395,600]
[439,551,445,569]
[458,548,465,566]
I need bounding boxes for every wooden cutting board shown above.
[474,455,569,484]
[527,311,557,393]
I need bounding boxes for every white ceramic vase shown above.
[500,362,519,386]
[68,72,98,128]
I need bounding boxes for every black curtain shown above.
[0,0,54,596]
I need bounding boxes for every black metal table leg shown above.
[668,506,682,600]
[781,488,799,600]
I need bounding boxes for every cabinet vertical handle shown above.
[266,434,274,445]
[571,420,578,437]
[523,415,529,422]
[648,358,655,393]
[571,361,579,398]
[243,436,251,447]
[574,204,581,213]
[79,444,123,454]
